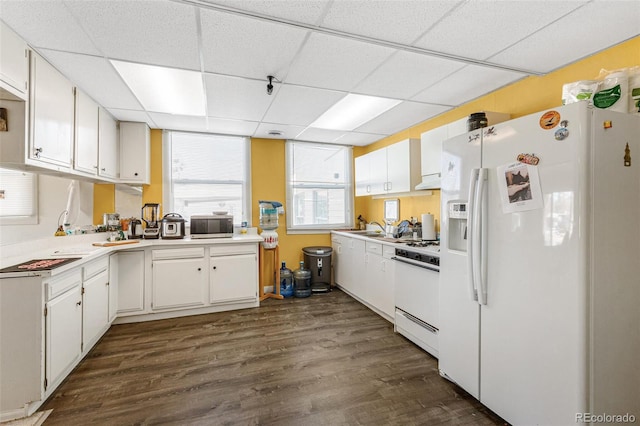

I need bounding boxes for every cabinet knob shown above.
[34,147,42,158]
[101,167,106,172]
[76,301,82,306]
[213,266,217,270]
[134,172,138,176]
[197,267,202,271]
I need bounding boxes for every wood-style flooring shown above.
[41,289,506,425]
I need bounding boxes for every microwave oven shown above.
[190,214,234,238]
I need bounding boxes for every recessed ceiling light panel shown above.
[310,93,401,131]
[111,60,205,116]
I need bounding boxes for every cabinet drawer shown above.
[46,269,82,301]
[152,247,204,260]
[210,244,257,257]
[383,245,396,259]
[365,241,382,255]
[83,256,108,280]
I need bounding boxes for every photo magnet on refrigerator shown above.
[539,110,561,129]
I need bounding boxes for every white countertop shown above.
[0,234,263,279]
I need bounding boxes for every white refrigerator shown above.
[439,102,640,425]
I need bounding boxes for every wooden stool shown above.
[259,245,284,301]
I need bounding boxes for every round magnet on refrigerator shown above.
[555,127,569,141]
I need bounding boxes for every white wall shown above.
[0,174,93,246]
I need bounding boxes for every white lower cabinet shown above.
[333,233,395,322]
[46,279,82,390]
[210,252,257,303]
[82,266,109,353]
[152,248,207,310]
[114,250,145,315]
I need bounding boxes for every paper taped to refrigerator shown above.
[496,162,543,214]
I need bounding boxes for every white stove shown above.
[393,240,440,358]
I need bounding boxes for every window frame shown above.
[285,140,354,234]
[162,131,251,227]
[0,168,38,225]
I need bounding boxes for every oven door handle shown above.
[391,256,439,272]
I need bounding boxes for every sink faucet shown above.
[369,221,386,234]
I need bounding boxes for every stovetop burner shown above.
[405,240,440,248]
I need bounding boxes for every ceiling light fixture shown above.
[111,60,205,116]
[310,94,401,131]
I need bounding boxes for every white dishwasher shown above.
[393,242,440,358]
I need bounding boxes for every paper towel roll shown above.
[421,213,436,240]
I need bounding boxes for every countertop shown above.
[331,230,416,246]
[0,234,263,279]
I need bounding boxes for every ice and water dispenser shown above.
[447,202,468,252]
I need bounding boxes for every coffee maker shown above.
[141,203,160,239]
[128,218,143,239]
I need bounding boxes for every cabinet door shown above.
[210,254,257,303]
[98,108,119,179]
[152,258,207,310]
[108,254,118,322]
[354,154,371,196]
[119,122,150,184]
[74,90,99,174]
[82,269,109,351]
[332,235,351,291]
[46,286,82,387]
[386,140,411,193]
[116,251,145,314]
[368,149,387,195]
[30,53,74,167]
[348,238,366,299]
[0,22,28,98]
[420,126,448,177]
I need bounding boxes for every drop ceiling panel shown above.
[64,0,201,70]
[0,0,100,55]
[198,0,331,26]
[411,66,525,106]
[414,0,588,61]
[205,74,278,121]
[200,9,309,80]
[253,123,307,140]
[356,101,451,135]
[353,51,466,99]
[107,108,157,128]
[207,117,259,136]
[263,85,345,126]
[334,132,386,147]
[296,127,346,143]
[285,32,396,91]
[320,0,459,45]
[37,49,143,110]
[489,1,640,73]
[149,113,208,133]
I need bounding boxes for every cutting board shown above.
[92,240,141,247]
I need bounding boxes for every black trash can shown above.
[302,246,333,293]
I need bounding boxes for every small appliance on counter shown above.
[128,218,143,239]
[161,213,186,239]
[103,213,121,231]
[141,203,160,239]
[190,214,234,238]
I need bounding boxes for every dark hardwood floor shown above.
[41,289,506,425]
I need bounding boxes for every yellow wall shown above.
[354,36,640,231]
[93,36,639,262]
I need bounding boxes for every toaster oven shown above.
[190,214,234,238]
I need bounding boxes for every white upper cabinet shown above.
[119,122,150,184]
[98,108,119,179]
[74,89,99,175]
[420,125,449,178]
[355,138,421,196]
[0,22,29,100]
[29,52,75,168]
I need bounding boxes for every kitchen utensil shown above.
[141,203,160,239]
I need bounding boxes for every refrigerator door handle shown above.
[467,168,480,301]
[476,168,488,305]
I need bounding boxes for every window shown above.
[163,132,250,225]
[0,168,38,225]
[286,141,353,233]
